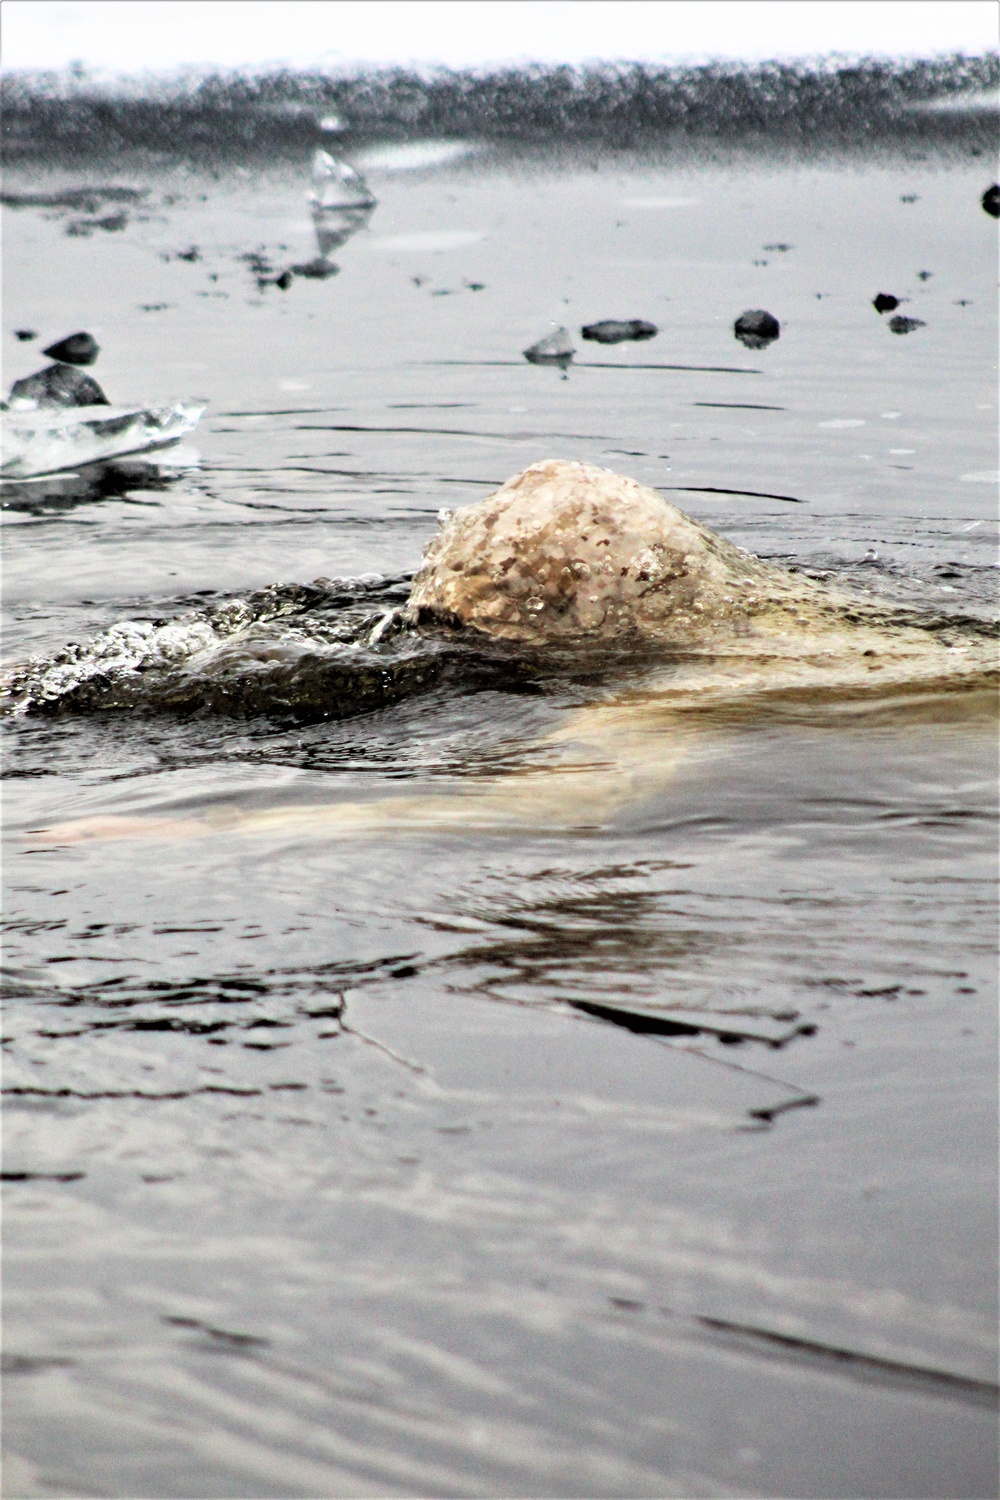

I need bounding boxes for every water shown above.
[2,147,998,1498]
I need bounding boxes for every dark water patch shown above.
[693,401,786,410]
[425,360,763,374]
[162,1315,269,1352]
[569,998,816,1048]
[3,572,682,727]
[693,1316,1000,1409]
[1,1354,75,1375]
[0,185,147,210]
[1,1170,85,1182]
[1,461,182,514]
[663,484,803,503]
[3,1085,264,1100]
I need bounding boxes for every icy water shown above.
[2,148,998,1498]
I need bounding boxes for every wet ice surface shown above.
[2,152,998,1498]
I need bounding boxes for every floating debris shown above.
[733,309,780,349]
[523,326,575,368]
[888,315,926,334]
[916,269,933,281]
[289,257,340,280]
[569,999,816,1048]
[872,292,900,313]
[581,319,658,344]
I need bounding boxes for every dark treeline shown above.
[2,55,997,165]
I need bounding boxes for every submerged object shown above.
[523,327,575,369]
[981,184,999,218]
[872,292,900,313]
[1,402,204,480]
[733,309,780,350]
[581,319,658,344]
[887,315,926,335]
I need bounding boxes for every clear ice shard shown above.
[309,149,377,212]
[307,150,377,260]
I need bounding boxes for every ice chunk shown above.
[1,402,204,480]
[309,150,377,212]
[523,326,575,368]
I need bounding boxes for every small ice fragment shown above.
[309,150,377,211]
[887,315,925,334]
[523,326,575,367]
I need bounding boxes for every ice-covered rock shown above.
[406,459,818,644]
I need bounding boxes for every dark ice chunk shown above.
[888,315,926,334]
[523,327,575,368]
[733,309,779,350]
[290,258,340,279]
[581,319,658,344]
[872,293,900,313]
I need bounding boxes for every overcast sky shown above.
[3,0,998,74]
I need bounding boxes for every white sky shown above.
[3,1,997,74]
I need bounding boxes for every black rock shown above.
[982,184,1000,218]
[581,319,658,344]
[43,331,99,365]
[872,293,900,313]
[13,329,37,341]
[733,309,779,349]
[888,315,926,335]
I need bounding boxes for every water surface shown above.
[2,148,998,1498]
